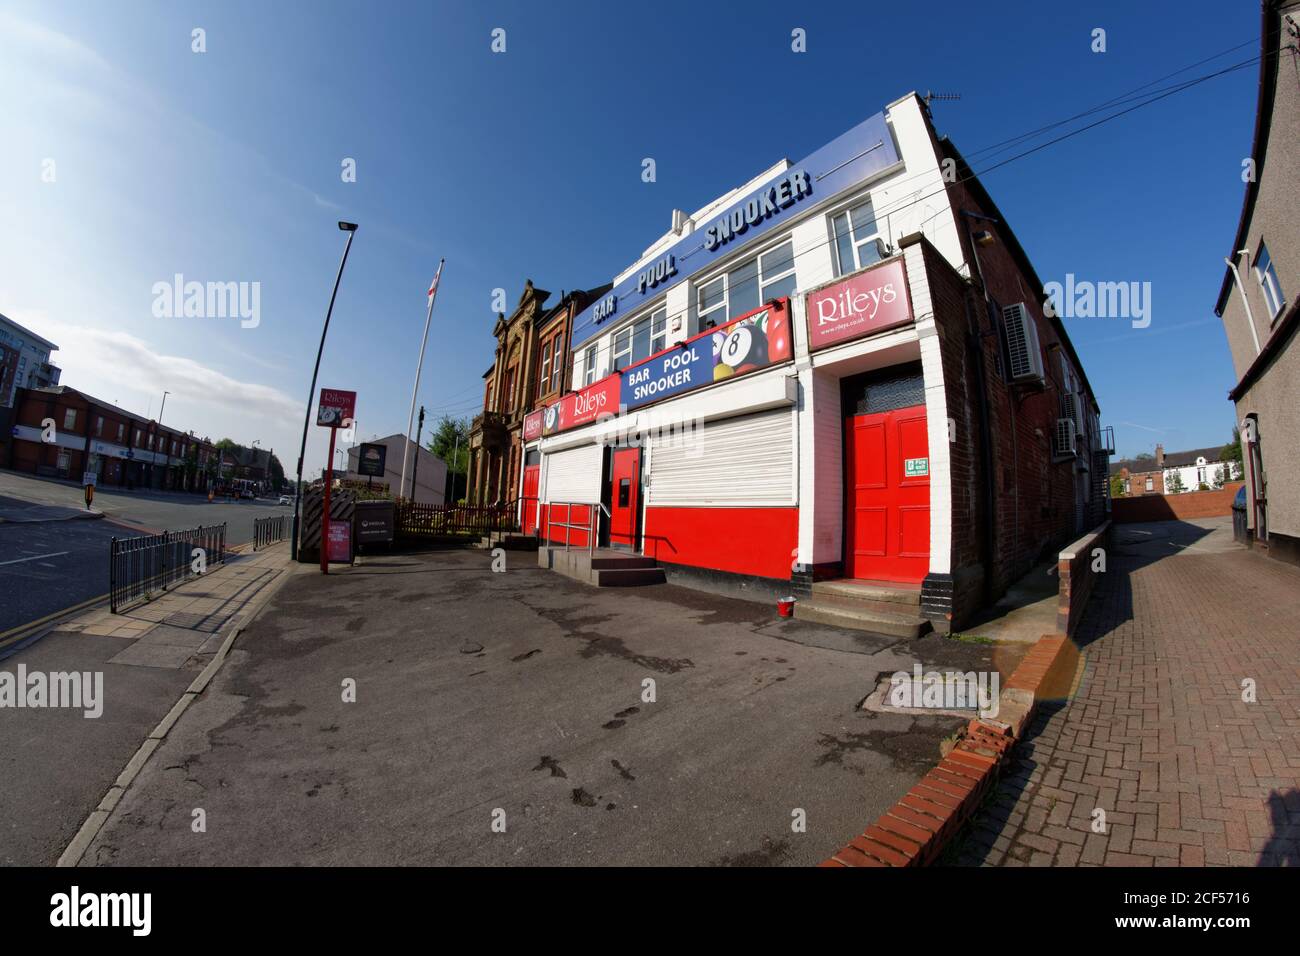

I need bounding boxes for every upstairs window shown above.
[612,307,668,372]
[538,339,552,399]
[831,197,885,276]
[697,240,796,329]
[1254,240,1286,320]
[63,408,76,430]
[583,344,599,386]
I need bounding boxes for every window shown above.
[831,197,885,276]
[551,335,564,393]
[538,339,552,398]
[1254,241,1286,319]
[612,326,634,371]
[613,306,669,372]
[95,416,104,437]
[63,408,76,429]
[1145,477,1154,492]
[116,423,125,442]
[583,345,599,386]
[696,240,797,330]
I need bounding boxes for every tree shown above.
[1221,426,1244,477]
[427,416,469,474]
[1166,471,1186,494]
[1212,465,1225,490]
[1109,474,1126,498]
[1134,451,1155,463]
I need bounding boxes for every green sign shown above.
[904,457,929,477]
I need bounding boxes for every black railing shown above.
[253,515,287,551]
[109,523,227,613]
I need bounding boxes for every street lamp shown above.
[157,390,170,490]
[291,221,358,561]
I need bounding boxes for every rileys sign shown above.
[522,409,544,441]
[806,258,913,352]
[542,373,620,436]
[317,388,357,427]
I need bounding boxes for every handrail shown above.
[542,499,603,554]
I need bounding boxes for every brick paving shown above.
[952,525,1300,867]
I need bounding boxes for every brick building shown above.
[528,92,1111,633]
[1214,0,1300,566]
[7,384,216,492]
[467,280,611,508]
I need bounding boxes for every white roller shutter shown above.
[543,443,603,503]
[647,407,794,507]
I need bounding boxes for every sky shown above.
[0,0,1263,475]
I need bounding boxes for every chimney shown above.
[1155,444,1165,469]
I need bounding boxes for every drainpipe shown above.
[1224,251,1261,356]
[958,211,1000,606]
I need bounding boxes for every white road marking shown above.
[0,550,71,567]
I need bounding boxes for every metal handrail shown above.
[542,500,607,554]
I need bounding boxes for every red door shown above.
[522,464,540,534]
[845,404,930,583]
[609,448,641,550]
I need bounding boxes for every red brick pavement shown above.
[952,544,1300,867]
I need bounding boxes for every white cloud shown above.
[14,313,302,427]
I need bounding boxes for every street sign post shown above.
[317,388,357,574]
[83,471,96,510]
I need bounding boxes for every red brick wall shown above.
[1112,483,1244,523]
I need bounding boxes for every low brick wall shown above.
[1111,483,1244,524]
[1057,521,1111,639]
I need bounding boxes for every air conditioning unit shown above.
[1002,303,1045,385]
[1053,418,1078,460]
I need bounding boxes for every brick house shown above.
[7,384,214,492]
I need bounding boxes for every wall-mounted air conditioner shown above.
[1053,418,1078,460]
[1002,303,1045,385]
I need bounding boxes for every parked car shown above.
[278,494,293,506]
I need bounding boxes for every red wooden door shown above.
[522,464,540,534]
[844,403,930,583]
[609,447,641,549]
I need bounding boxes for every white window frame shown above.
[694,237,797,331]
[583,344,599,386]
[1254,240,1286,320]
[829,194,885,277]
[538,338,552,397]
[612,326,634,371]
[63,408,76,429]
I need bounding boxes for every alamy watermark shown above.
[1043,274,1151,329]
[1,665,103,718]
[889,664,1000,718]
[152,274,260,328]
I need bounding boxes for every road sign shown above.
[326,519,352,564]
[317,388,357,428]
[82,471,97,487]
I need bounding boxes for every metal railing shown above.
[542,501,609,553]
[253,515,288,550]
[109,523,226,613]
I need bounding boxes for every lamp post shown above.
[157,390,170,490]
[291,221,358,562]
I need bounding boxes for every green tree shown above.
[1109,474,1126,498]
[1166,471,1186,494]
[1212,464,1225,490]
[1221,426,1243,475]
[427,416,469,474]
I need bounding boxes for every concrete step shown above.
[479,534,538,551]
[794,599,929,639]
[590,554,658,570]
[593,567,667,587]
[811,578,921,606]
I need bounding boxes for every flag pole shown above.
[401,259,444,501]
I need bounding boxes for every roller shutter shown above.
[647,407,794,507]
[543,443,603,503]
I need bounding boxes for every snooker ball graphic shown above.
[720,323,769,369]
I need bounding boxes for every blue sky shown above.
[0,0,1261,474]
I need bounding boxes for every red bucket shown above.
[777,597,796,618]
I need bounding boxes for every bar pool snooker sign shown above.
[620,298,792,413]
